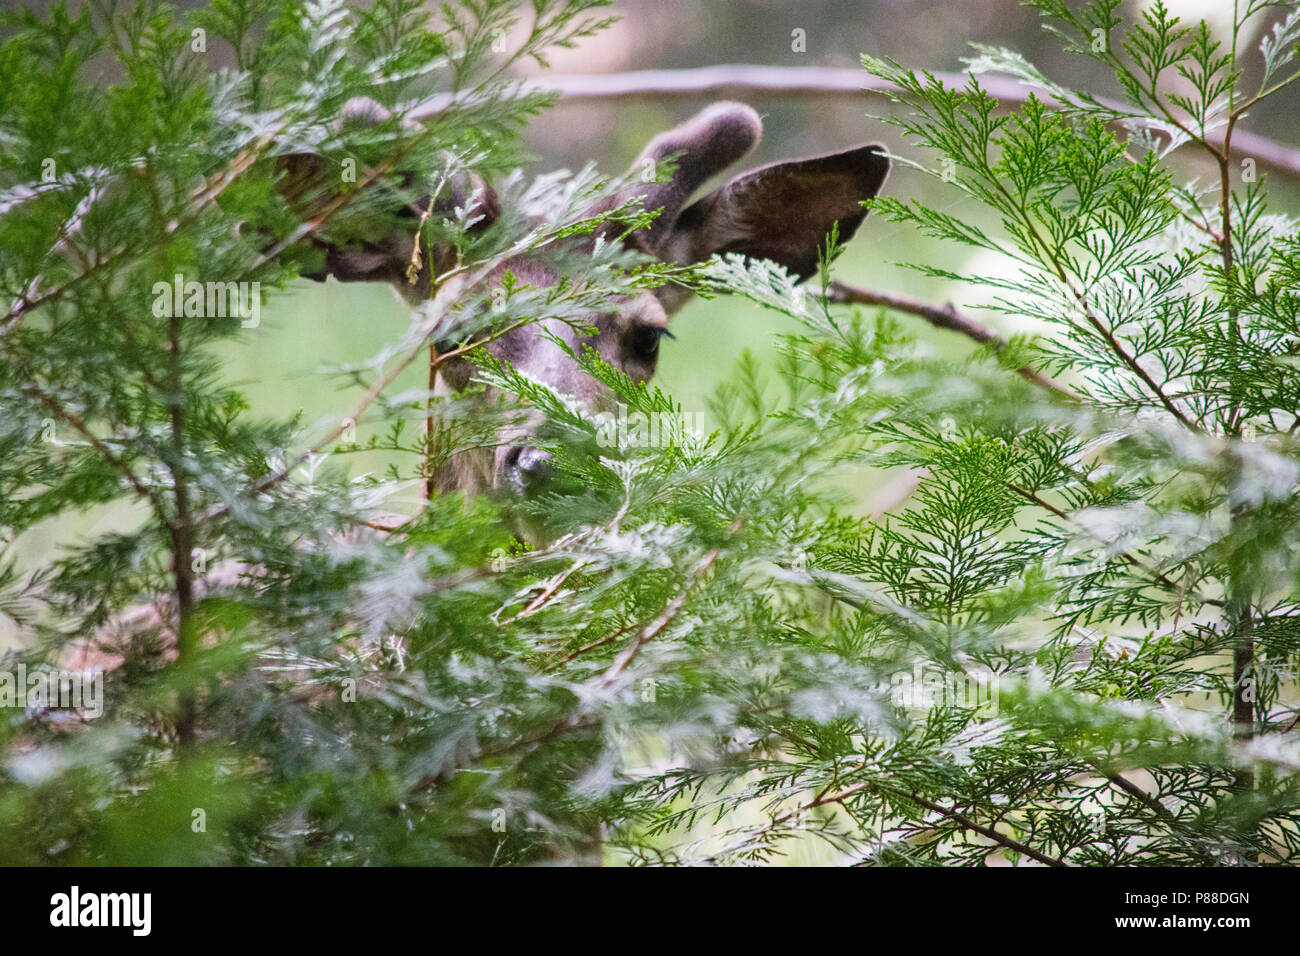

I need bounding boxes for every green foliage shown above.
[2,0,1299,867]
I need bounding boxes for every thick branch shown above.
[411,65,1300,180]
[165,308,198,751]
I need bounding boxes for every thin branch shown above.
[500,559,587,624]
[451,539,729,787]
[968,143,1201,433]
[593,545,721,692]
[759,776,1068,867]
[18,380,169,517]
[547,620,638,671]
[901,790,1068,867]
[825,280,1071,396]
[196,269,527,525]
[1005,480,1225,609]
[1101,770,1183,830]
[2,144,265,337]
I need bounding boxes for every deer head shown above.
[282,101,890,497]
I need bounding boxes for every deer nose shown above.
[503,445,553,491]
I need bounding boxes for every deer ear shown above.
[660,144,891,282]
[275,98,499,301]
[281,163,499,297]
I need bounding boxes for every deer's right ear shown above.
[616,103,890,312]
[660,144,891,283]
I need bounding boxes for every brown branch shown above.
[4,99,437,339]
[825,280,1070,396]
[19,381,169,517]
[166,304,198,751]
[546,622,637,671]
[806,276,1223,613]
[1102,770,1182,829]
[1068,281,1200,432]
[1004,480,1224,609]
[903,790,1068,867]
[410,65,1300,180]
[450,538,730,788]
[593,545,721,692]
[963,135,1201,433]
[760,776,1067,867]
[2,145,264,337]
[501,559,587,625]
[195,269,527,526]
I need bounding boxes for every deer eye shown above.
[629,324,672,362]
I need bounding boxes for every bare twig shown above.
[1004,480,1224,609]
[825,280,1070,396]
[594,545,721,691]
[902,790,1068,867]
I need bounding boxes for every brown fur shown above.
[292,100,890,493]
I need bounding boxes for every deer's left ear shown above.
[275,97,500,302]
[660,144,890,282]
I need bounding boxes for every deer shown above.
[62,100,890,726]
[285,100,891,500]
[40,103,891,866]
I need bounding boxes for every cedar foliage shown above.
[1,0,1299,866]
